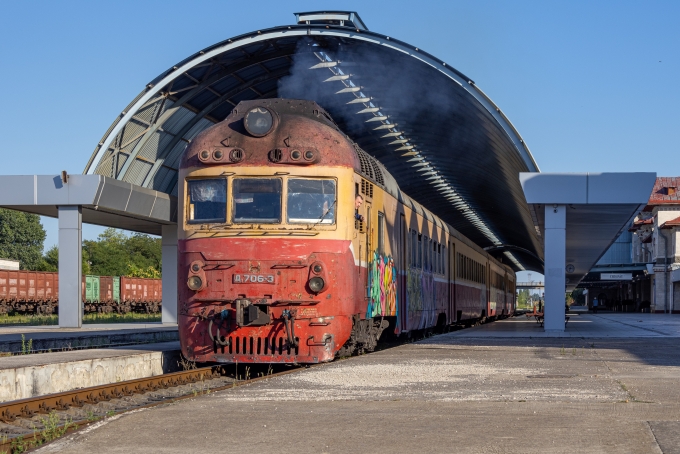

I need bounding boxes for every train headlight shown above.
[312,264,323,274]
[308,277,325,293]
[244,107,274,137]
[187,276,203,291]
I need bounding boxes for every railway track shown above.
[0,364,298,453]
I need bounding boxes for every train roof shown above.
[355,146,503,267]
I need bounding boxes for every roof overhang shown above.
[0,175,176,235]
[520,172,657,291]
[83,11,542,271]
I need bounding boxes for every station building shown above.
[579,177,680,313]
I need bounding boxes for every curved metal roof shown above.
[84,11,543,271]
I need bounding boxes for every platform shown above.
[0,323,178,353]
[40,316,680,453]
[0,341,180,401]
[447,313,680,338]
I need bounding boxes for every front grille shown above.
[228,336,299,355]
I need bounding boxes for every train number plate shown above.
[233,274,275,284]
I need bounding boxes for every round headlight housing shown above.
[308,277,325,293]
[187,276,203,291]
[244,107,274,137]
[312,264,323,274]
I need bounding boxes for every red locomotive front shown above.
[177,99,367,364]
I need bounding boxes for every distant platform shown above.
[0,323,178,353]
[449,313,680,338]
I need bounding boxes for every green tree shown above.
[517,289,529,308]
[38,245,91,274]
[38,245,59,272]
[0,208,46,270]
[84,228,161,277]
[126,233,162,272]
[84,229,129,276]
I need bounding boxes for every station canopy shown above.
[85,11,543,271]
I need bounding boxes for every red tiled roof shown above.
[660,215,680,229]
[647,177,680,206]
[629,217,654,231]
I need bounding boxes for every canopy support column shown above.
[544,204,566,333]
[58,206,82,328]
[161,225,178,324]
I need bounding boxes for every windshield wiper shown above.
[308,199,336,230]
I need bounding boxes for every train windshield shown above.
[287,179,336,224]
[232,178,282,223]
[187,179,227,223]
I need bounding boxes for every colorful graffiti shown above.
[405,267,438,330]
[366,252,398,318]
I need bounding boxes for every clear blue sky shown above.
[0,1,678,275]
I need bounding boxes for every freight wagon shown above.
[0,271,162,315]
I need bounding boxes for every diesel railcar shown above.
[177,99,515,364]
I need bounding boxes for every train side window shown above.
[441,245,445,275]
[432,241,436,273]
[377,212,385,255]
[433,242,437,274]
[412,230,416,267]
[425,237,430,271]
[438,243,442,274]
[417,234,422,269]
[187,179,227,224]
[406,229,411,267]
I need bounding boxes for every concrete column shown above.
[161,224,178,324]
[58,206,82,328]
[544,205,566,332]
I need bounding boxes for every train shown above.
[178,99,516,364]
[0,271,162,315]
